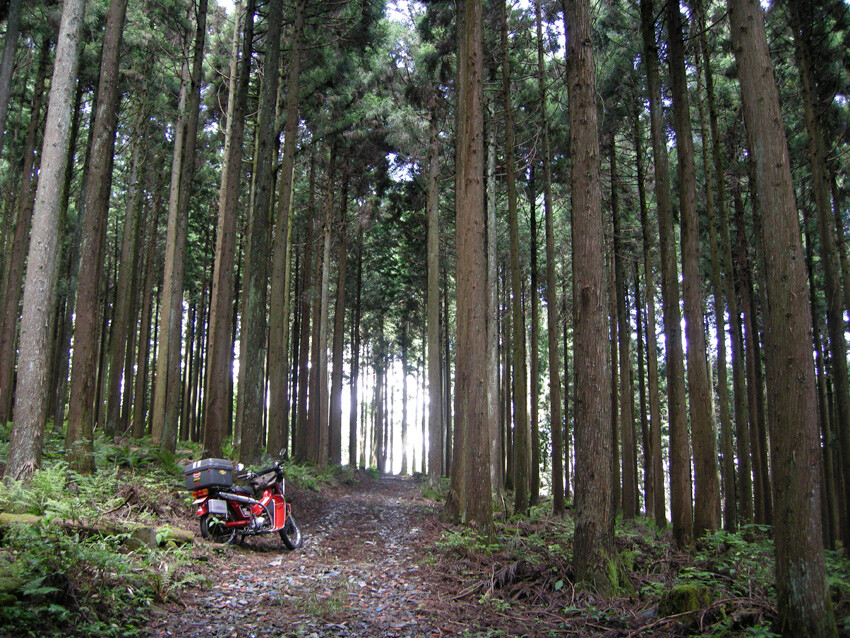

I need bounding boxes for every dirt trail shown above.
[147,475,461,638]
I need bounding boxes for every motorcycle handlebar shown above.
[236,460,282,480]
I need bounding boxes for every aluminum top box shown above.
[184,457,233,490]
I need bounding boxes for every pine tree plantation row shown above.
[0,0,847,634]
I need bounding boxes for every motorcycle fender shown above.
[271,496,286,531]
[195,501,208,517]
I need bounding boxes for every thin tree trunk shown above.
[329,171,348,467]
[501,0,530,516]
[611,136,636,520]
[633,106,664,524]
[667,0,719,538]
[268,0,306,457]
[105,109,146,438]
[0,0,22,160]
[427,113,443,486]
[295,156,317,462]
[640,0,692,548]
[0,36,50,427]
[536,0,563,515]
[5,0,86,480]
[132,186,163,438]
[349,225,363,467]
[528,165,540,506]
[486,94,501,496]
[694,27,734,531]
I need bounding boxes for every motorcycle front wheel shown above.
[280,513,302,550]
[200,511,237,544]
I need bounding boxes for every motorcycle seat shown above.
[229,485,254,496]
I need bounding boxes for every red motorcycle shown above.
[184,458,302,549]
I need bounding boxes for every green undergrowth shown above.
[0,429,214,637]
[434,501,850,636]
[0,425,363,637]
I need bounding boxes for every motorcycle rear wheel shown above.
[280,513,302,550]
[200,511,237,544]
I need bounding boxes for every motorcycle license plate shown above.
[208,499,228,515]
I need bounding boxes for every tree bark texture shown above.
[727,0,834,633]
[445,0,491,529]
[67,0,128,473]
[788,0,850,549]
[565,0,615,593]
[5,0,86,480]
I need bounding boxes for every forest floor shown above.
[145,473,561,637]
[142,473,722,638]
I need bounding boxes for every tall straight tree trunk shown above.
[295,156,317,461]
[132,188,163,438]
[50,83,85,432]
[204,0,254,457]
[316,146,336,467]
[727,0,834,632]
[536,0,563,516]
[0,36,50,427]
[608,246,620,512]
[733,185,759,523]
[528,167,540,505]
[640,0,692,547]
[0,0,22,160]
[105,109,146,438]
[400,321,409,474]
[329,172,348,467]
[698,3,750,528]
[804,210,841,548]
[633,107,664,524]
[486,96,501,496]
[562,274,571,503]
[152,0,208,453]
[667,0,719,538]
[67,0,128,473]
[611,136,637,520]
[268,0,306,457]
[564,0,615,593]
[694,12,735,531]
[349,225,363,467]
[238,0,281,464]
[789,0,850,548]
[444,0,491,529]
[5,0,86,480]
[427,113,443,486]
[501,0,530,516]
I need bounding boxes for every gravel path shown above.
[146,475,454,638]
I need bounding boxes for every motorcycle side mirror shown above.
[235,463,245,471]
